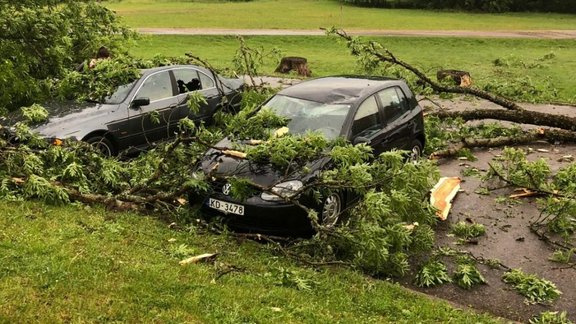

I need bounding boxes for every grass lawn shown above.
[0,200,499,322]
[107,0,576,30]
[129,35,576,103]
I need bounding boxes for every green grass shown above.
[129,35,576,102]
[0,200,499,322]
[107,0,576,30]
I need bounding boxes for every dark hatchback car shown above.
[28,65,243,156]
[198,76,425,234]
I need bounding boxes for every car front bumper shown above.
[201,192,315,235]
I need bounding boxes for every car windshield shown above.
[102,82,135,104]
[264,94,350,140]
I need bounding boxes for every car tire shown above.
[85,136,116,157]
[320,192,343,228]
[409,139,423,162]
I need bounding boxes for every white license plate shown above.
[208,198,245,216]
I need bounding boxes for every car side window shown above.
[198,72,215,89]
[135,71,173,102]
[351,95,382,138]
[173,69,202,94]
[377,87,408,122]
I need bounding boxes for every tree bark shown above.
[429,109,576,132]
[431,128,576,158]
[275,57,311,77]
[437,70,472,87]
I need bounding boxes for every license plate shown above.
[208,198,245,216]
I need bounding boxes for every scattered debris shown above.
[247,139,263,145]
[558,155,574,162]
[179,253,218,265]
[431,177,462,221]
[403,222,419,231]
[509,188,539,199]
[273,126,289,137]
[222,150,247,159]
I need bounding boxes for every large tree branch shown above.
[430,109,576,132]
[431,128,576,158]
[330,29,525,111]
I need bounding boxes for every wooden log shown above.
[275,56,311,77]
[430,109,576,132]
[430,128,576,159]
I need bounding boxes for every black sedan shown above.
[198,76,425,234]
[32,65,243,156]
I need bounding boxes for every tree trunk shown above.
[437,70,472,87]
[431,128,576,158]
[429,109,576,132]
[275,57,311,77]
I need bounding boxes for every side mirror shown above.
[130,97,150,109]
[353,136,371,146]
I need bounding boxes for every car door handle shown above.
[169,104,177,109]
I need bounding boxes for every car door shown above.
[374,86,413,151]
[172,68,221,123]
[125,70,178,147]
[349,95,388,155]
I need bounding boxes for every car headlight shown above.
[260,180,303,202]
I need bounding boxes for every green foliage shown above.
[57,55,142,102]
[424,116,524,154]
[489,148,576,245]
[451,221,486,239]
[490,148,552,190]
[224,106,288,140]
[268,267,317,291]
[246,132,329,170]
[415,260,452,288]
[549,249,575,264]
[493,52,556,69]
[453,263,486,289]
[0,0,136,111]
[482,76,559,103]
[22,175,70,205]
[530,311,574,324]
[232,36,282,78]
[21,104,49,124]
[227,177,257,202]
[188,91,208,115]
[305,151,440,277]
[502,269,561,304]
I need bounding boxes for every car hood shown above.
[200,137,327,188]
[31,101,119,138]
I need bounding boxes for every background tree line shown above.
[341,0,576,13]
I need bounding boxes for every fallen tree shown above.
[326,28,576,157]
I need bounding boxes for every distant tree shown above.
[0,0,136,112]
[342,0,576,13]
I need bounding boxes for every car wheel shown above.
[321,192,342,228]
[409,139,423,162]
[85,136,116,157]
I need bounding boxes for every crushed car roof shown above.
[278,76,402,105]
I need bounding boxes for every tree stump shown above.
[437,70,472,87]
[275,56,311,77]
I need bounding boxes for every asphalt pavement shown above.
[137,28,576,39]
